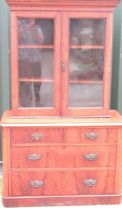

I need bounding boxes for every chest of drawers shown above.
[1,111,122,207]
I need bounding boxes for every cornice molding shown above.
[6,0,121,8]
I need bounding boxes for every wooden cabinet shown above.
[1,0,122,207]
[1,110,122,207]
[10,4,114,116]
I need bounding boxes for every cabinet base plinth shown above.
[2,195,121,207]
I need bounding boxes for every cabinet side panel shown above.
[2,127,11,196]
[115,127,122,193]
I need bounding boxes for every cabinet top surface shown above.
[1,110,122,127]
[6,0,121,8]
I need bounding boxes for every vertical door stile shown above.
[11,12,19,111]
[102,13,113,111]
[61,11,69,116]
[54,11,62,115]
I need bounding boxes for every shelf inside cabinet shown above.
[19,78,54,83]
[18,45,54,49]
[69,45,104,49]
[69,80,102,84]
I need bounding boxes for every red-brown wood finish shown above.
[10,170,115,196]
[64,127,118,144]
[1,110,122,207]
[62,12,113,116]
[11,145,117,168]
[6,0,121,8]
[2,0,122,207]
[11,11,61,116]
[7,0,120,116]
[11,127,118,144]
[2,195,121,207]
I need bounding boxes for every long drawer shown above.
[11,145,117,168]
[11,127,118,144]
[10,170,115,196]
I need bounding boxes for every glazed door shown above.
[62,12,112,116]
[11,11,61,116]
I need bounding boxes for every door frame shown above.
[11,11,61,116]
[61,11,113,117]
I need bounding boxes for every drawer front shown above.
[11,127,118,144]
[11,145,116,168]
[64,128,118,144]
[11,128,63,144]
[10,170,115,196]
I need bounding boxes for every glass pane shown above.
[68,83,102,107]
[18,18,54,45]
[19,49,54,79]
[19,82,54,107]
[70,19,105,45]
[69,49,104,81]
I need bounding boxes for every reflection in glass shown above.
[68,83,102,107]
[69,49,104,81]
[19,49,54,79]
[19,82,54,107]
[70,19,105,45]
[18,18,54,45]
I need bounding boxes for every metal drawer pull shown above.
[84,154,98,161]
[30,180,44,188]
[31,133,44,140]
[84,179,97,187]
[85,132,98,140]
[27,154,41,161]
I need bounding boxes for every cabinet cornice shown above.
[6,0,121,8]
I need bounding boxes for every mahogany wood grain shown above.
[115,128,122,194]
[11,145,117,168]
[11,127,63,144]
[64,127,118,144]
[10,170,115,196]
[10,127,118,144]
[2,128,11,196]
[2,0,122,207]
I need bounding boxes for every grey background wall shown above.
[0,0,122,161]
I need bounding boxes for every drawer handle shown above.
[84,154,98,161]
[84,179,97,187]
[85,132,98,140]
[30,180,44,188]
[31,133,44,140]
[27,154,41,161]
